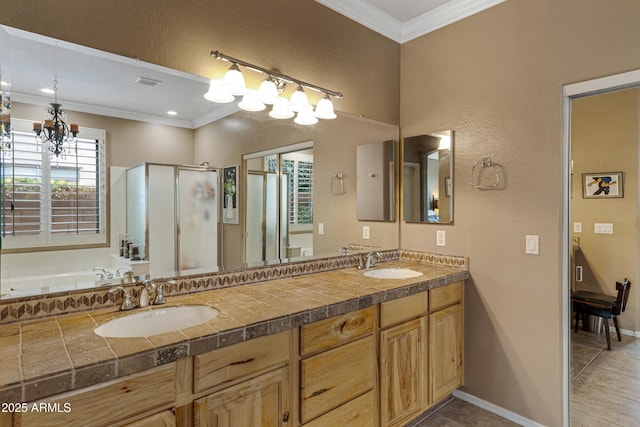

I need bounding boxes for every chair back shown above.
[613,278,631,315]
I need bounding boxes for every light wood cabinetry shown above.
[14,363,177,427]
[13,280,464,427]
[193,366,291,427]
[429,303,463,403]
[380,317,427,427]
[299,307,375,425]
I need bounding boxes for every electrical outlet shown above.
[318,223,324,235]
[436,230,446,247]
[363,226,370,240]
[574,222,582,233]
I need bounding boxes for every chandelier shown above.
[33,78,78,157]
[205,51,342,125]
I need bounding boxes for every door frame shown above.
[562,68,640,426]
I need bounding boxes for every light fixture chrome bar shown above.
[210,50,343,99]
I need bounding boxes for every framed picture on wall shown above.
[223,166,239,223]
[582,172,624,199]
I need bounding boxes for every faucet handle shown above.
[153,279,174,305]
[108,286,134,310]
[338,246,351,255]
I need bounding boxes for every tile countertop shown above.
[0,259,468,403]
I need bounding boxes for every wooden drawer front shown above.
[16,363,176,427]
[300,336,374,423]
[194,331,290,393]
[429,281,463,311]
[380,292,427,328]
[302,390,374,427]
[301,307,374,355]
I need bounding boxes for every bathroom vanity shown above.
[0,252,467,427]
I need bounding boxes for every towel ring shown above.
[471,157,502,189]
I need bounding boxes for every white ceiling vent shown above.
[135,76,163,87]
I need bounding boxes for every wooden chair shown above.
[572,278,631,350]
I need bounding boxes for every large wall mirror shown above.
[403,131,454,224]
[0,25,399,299]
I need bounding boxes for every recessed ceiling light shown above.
[167,110,178,116]
[41,88,55,94]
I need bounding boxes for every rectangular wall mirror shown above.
[403,131,453,224]
[356,140,396,221]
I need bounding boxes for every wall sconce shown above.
[205,50,343,125]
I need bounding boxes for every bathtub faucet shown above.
[94,267,114,280]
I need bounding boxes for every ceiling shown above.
[316,0,507,43]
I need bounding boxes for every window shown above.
[282,159,313,224]
[1,118,106,250]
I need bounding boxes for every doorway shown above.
[244,142,314,264]
[564,71,640,425]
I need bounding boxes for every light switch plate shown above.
[363,225,370,239]
[574,222,582,233]
[318,223,324,235]
[436,230,446,247]
[594,223,613,234]
[526,235,539,255]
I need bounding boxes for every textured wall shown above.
[400,0,640,425]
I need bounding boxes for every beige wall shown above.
[12,102,195,167]
[571,89,639,332]
[0,0,400,124]
[194,111,399,266]
[400,0,640,425]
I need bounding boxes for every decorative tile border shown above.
[0,250,401,325]
[400,250,469,269]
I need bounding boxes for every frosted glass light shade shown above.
[289,85,310,112]
[314,95,337,119]
[204,80,235,103]
[222,64,247,96]
[269,97,294,119]
[258,79,280,105]
[238,90,266,112]
[294,109,318,125]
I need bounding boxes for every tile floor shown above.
[410,397,520,426]
[571,328,640,426]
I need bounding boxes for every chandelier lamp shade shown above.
[32,78,79,157]
[205,50,342,125]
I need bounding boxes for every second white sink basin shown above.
[94,305,219,338]
[363,268,423,279]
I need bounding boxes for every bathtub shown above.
[1,271,103,298]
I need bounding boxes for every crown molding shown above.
[316,0,507,44]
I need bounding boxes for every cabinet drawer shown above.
[302,390,374,427]
[380,292,427,328]
[300,307,373,355]
[300,336,374,423]
[123,410,176,427]
[429,282,463,311]
[16,363,176,427]
[194,331,290,393]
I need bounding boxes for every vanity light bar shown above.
[210,50,343,99]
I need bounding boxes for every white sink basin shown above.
[94,305,219,338]
[363,268,423,279]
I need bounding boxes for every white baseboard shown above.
[452,390,546,427]
[616,327,640,338]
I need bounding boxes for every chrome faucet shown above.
[94,267,114,280]
[365,251,381,269]
[108,286,134,310]
[338,246,351,256]
[116,268,135,283]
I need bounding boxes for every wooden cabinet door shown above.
[429,303,463,403]
[194,367,291,427]
[380,317,427,427]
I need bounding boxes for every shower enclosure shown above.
[126,163,219,277]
